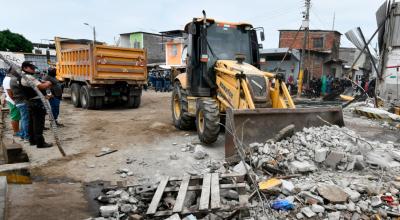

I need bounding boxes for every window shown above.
[313,37,324,48]
[171,44,178,57]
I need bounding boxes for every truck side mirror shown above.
[260,31,265,41]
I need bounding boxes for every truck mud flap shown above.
[224,107,344,162]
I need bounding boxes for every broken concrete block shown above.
[100,205,118,217]
[317,185,349,203]
[327,211,341,220]
[288,160,317,173]
[357,200,369,212]
[233,161,251,175]
[301,206,316,218]
[347,201,356,212]
[193,145,207,160]
[334,204,347,210]
[299,191,324,204]
[371,196,382,207]
[311,204,325,213]
[343,188,360,202]
[325,151,345,168]
[281,180,294,193]
[296,212,304,219]
[120,204,133,213]
[314,148,327,163]
[165,213,182,220]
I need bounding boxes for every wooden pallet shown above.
[146,173,249,217]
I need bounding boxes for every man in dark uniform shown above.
[11,61,53,148]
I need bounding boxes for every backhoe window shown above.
[206,24,252,63]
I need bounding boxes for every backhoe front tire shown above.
[196,99,220,144]
[171,82,195,130]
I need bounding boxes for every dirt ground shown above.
[5,91,225,220]
[3,91,399,219]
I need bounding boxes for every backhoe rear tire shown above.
[171,82,195,130]
[196,99,220,144]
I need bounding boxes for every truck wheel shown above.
[196,99,220,144]
[126,95,140,108]
[94,97,104,109]
[133,95,141,108]
[80,85,95,109]
[171,82,195,130]
[71,83,81,107]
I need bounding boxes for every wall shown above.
[143,33,166,64]
[260,55,299,81]
[24,54,56,71]
[165,40,184,66]
[279,30,341,56]
[130,33,144,49]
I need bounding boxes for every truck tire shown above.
[71,83,81,107]
[196,99,220,144]
[171,82,195,130]
[133,95,141,108]
[126,95,140,108]
[80,85,96,109]
[94,97,104,109]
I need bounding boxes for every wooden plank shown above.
[172,174,190,213]
[163,183,247,193]
[146,176,169,215]
[199,173,211,211]
[210,173,221,210]
[167,173,245,182]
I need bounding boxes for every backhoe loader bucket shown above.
[224,107,344,162]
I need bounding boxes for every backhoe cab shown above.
[172,13,344,147]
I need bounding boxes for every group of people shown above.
[2,61,63,148]
[286,74,355,99]
[148,70,172,92]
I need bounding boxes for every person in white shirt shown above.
[2,69,21,136]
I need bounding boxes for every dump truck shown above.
[172,13,344,160]
[55,37,147,109]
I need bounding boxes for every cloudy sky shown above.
[0,0,387,48]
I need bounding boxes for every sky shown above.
[0,0,388,49]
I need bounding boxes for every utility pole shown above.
[332,11,336,30]
[297,0,311,97]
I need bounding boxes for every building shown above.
[119,32,172,64]
[259,48,300,81]
[338,47,371,82]
[277,29,343,80]
[376,1,400,103]
[160,30,186,67]
[32,42,56,56]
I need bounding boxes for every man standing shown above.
[13,61,53,148]
[43,67,63,126]
[2,69,21,137]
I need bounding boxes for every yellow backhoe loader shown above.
[172,13,344,159]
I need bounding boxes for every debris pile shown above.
[247,125,400,219]
[249,125,400,173]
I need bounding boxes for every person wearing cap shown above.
[11,61,53,148]
[2,68,21,137]
[43,67,63,126]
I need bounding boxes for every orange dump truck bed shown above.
[54,37,147,109]
[55,37,147,84]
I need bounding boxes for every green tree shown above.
[0,29,33,53]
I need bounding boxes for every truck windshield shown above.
[206,24,252,63]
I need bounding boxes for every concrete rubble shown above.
[90,126,400,220]
[246,125,400,219]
